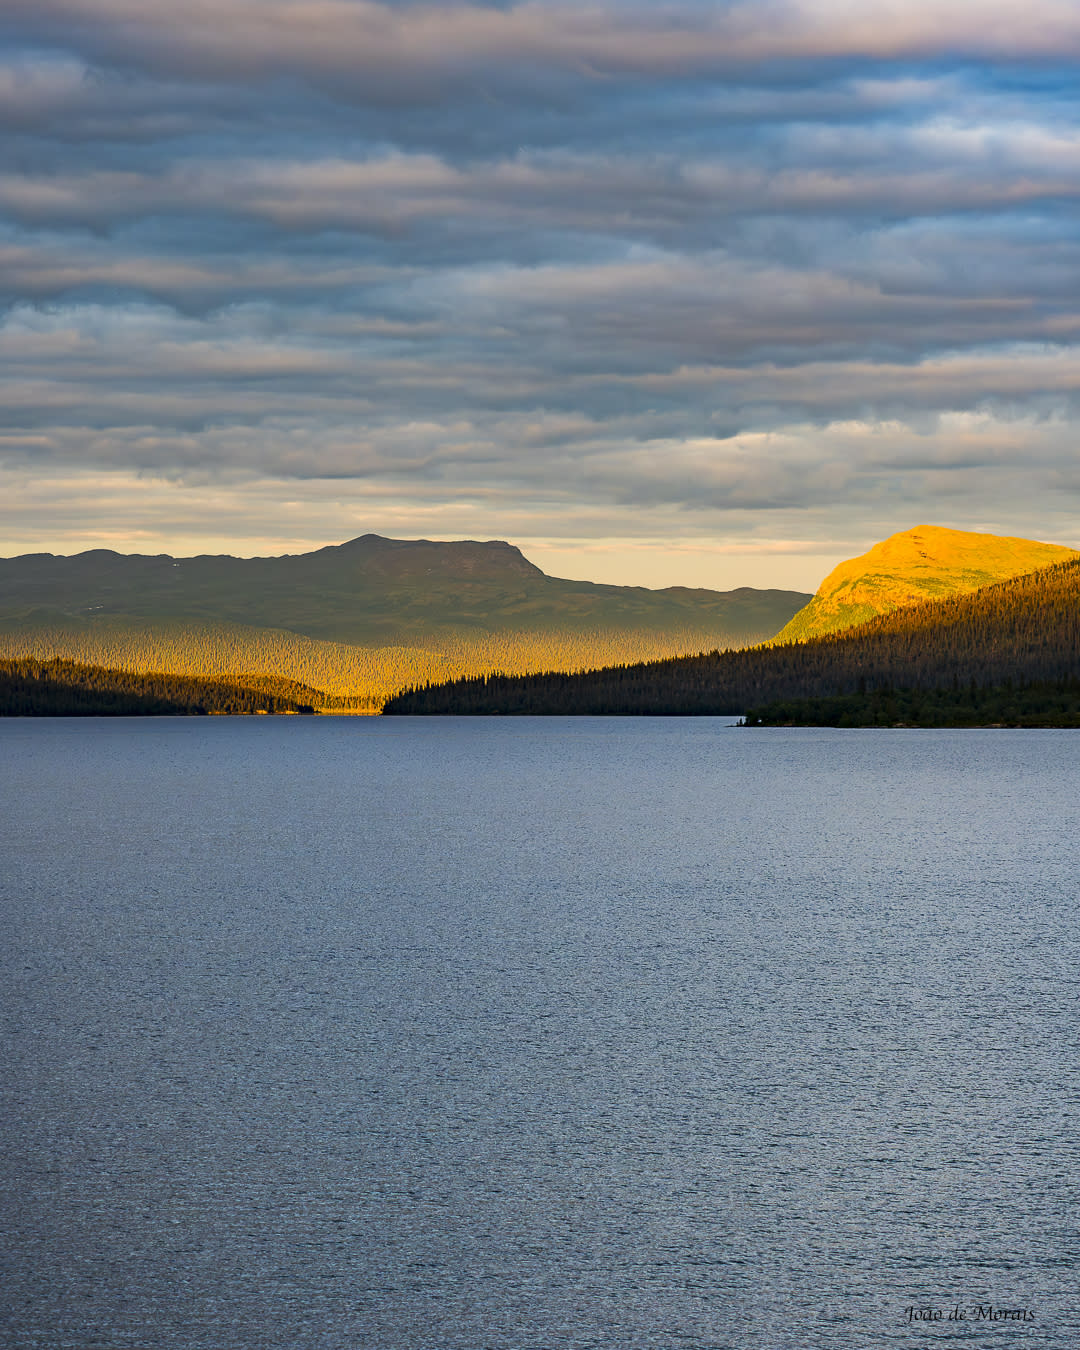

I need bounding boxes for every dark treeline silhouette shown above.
[382,559,1080,715]
[0,657,323,716]
[744,679,1080,728]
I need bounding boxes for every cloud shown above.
[6,127,1080,234]
[6,1,1080,100]
[2,1,1080,577]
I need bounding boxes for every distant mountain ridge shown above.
[774,525,1077,643]
[0,534,809,646]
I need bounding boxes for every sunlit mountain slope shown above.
[773,525,1077,643]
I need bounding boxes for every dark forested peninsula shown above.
[0,657,327,716]
[382,558,1080,716]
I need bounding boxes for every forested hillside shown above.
[0,617,783,712]
[383,558,1080,715]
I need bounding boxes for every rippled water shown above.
[2,718,1078,1349]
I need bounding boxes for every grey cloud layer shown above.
[6,135,1080,235]
[2,0,1080,552]
[8,1,1080,90]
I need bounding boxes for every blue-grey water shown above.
[1,718,1077,1349]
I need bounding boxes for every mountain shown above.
[772,525,1077,643]
[0,535,811,709]
[0,534,808,644]
[382,556,1080,715]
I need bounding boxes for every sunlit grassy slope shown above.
[773,525,1078,643]
[0,536,810,709]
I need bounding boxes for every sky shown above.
[2,0,1080,591]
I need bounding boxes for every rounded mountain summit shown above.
[774,526,1079,644]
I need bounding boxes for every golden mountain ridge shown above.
[773,525,1078,644]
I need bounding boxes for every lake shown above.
[1,718,1077,1348]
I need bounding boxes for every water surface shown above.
[1,718,1077,1348]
